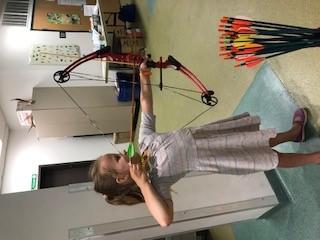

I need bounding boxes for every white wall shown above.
[0,25,105,131]
[2,129,127,193]
[0,108,9,191]
[0,24,116,193]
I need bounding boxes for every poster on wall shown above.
[32,0,95,31]
[47,12,81,25]
[29,44,80,65]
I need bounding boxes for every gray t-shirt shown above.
[138,112,194,199]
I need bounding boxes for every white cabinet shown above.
[32,86,131,138]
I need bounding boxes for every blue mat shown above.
[147,0,157,15]
[232,63,320,240]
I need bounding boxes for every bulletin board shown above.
[31,0,96,31]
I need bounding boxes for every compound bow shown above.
[54,46,217,106]
[53,46,218,152]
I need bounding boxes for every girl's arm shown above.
[136,59,172,226]
[129,163,173,227]
[139,61,153,114]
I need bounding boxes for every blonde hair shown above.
[89,155,144,205]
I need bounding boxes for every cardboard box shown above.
[102,12,125,27]
[114,27,127,38]
[120,38,144,53]
[126,28,143,38]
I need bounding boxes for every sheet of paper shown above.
[57,0,86,6]
[83,5,96,16]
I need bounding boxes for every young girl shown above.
[89,59,320,227]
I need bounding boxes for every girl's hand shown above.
[139,53,150,70]
[139,54,153,114]
[139,56,152,77]
[129,162,149,188]
[140,60,150,71]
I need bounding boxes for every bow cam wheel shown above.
[201,91,218,106]
[53,71,70,83]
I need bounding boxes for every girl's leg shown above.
[269,108,308,147]
[269,122,301,147]
[276,151,320,167]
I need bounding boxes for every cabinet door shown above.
[32,87,132,137]
[32,86,128,109]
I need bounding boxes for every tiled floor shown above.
[232,63,320,240]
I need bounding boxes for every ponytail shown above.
[89,157,144,205]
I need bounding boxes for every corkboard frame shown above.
[31,0,95,32]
